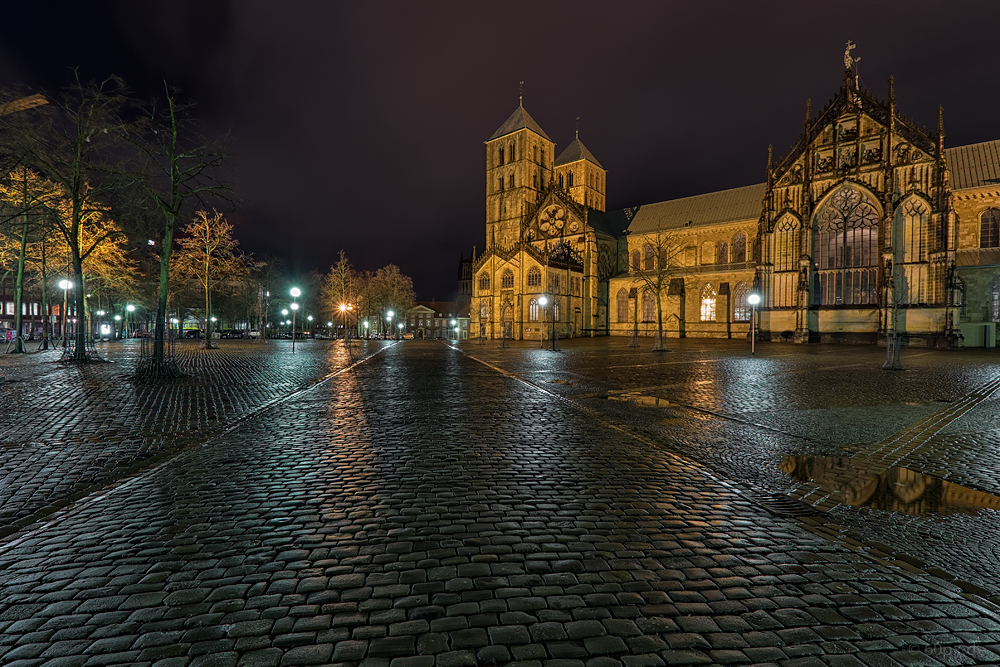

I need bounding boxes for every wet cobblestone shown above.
[2,340,1000,665]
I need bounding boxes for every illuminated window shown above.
[616,288,628,323]
[529,299,539,321]
[700,284,717,322]
[732,281,750,322]
[480,302,489,320]
[813,185,879,306]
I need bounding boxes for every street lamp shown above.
[126,304,136,340]
[397,322,404,339]
[96,310,106,341]
[386,310,394,339]
[748,293,761,356]
[450,319,457,341]
[171,317,179,341]
[58,279,72,348]
[538,295,548,349]
[363,320,369,338]
[289,287,301,351]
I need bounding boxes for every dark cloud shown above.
[2,1,997,299]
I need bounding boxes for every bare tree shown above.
[172,209,245,349]
[631,225,685,351]
[0,74,134,362]
[127,84,231,376]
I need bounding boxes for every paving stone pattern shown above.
[2,342,1000,665]
[0,340,388,536]
[461,339,1000,601]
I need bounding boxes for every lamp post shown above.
[450,319,457,341]
[114,314,121,340]
[58,279,72,348]
[96,310,106,341]
[339,303,347,339]
[307,315,313,338]
[171,317,179,342]
[290,287,301,351]
[126,304,136,340]
[538,295,548,349]
[363,320,369,338]
[748,293,760,356]
[386,310,394,339]
[397,322,404,339]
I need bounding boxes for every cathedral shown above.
[470,50,1000,347]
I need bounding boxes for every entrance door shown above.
[502,306,513,339]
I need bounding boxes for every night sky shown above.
[1,1,998,300]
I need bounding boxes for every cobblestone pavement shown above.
[458,338,1000,602]
[2,341,1000,666]
[0,340,390,538]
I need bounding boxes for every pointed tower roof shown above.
[555,136,603,168]
[487,105,551,141]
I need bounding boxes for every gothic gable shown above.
[523,189,588,243]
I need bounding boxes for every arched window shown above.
[813,185,879,305]
[732,281,750,322]
[631,250,641,271]
[643,244,654,271]
[480,302,489,320]
[772,216,799,308]
[558,174,564,188]
[534,145,538,162]
[529,299,539,321]
[898,198,928,304]
[700,284,717,322]
[499,176,504,192]
[553,299,560,322]
[508,173,514,188]
[527,266,541,286]
[510,142,516,161]
[568,171,574,188]
[616,288,629,323]
[641,290,655,322]
[982,209,1000,248]
[716,242,729,265]
[498,146,504,166]
[478,273,490,293]
[732,233,747,263]
[501,269,514,289]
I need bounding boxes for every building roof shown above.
[414,301,457,317]
[945,140,1000,190]
[487,105,551,142]
[587,208,633,238]
[625,183,766,234]
[555,137,603,168]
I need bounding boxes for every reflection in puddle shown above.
[607,392,671,407]
[780,455,1000,516]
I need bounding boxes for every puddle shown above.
[607,392,671,407]
[548,379,575,386]
[780,455,1000,516]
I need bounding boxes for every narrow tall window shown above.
[732,232,747,263]
[631,250,641,271]
[568,171,574,188]
[510,142,516,161]
[700,284,717,322]
[643,244,654,271]
[498,146,504,166]
[529,299,539,321]
[480,303,489,320]
[642,290,656,322]
[732,282,750,322]
[982,209,1000,248]
[616,288,628,322]
[509,174,514,188]
[478,273,490,293]
[716,242,729,265]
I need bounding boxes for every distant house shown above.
[407,301,470,340]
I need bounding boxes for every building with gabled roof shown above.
[469,51,1000,347]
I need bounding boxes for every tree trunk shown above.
[71,254,88,361]
[12,215,28,353]
[39,238,50,350]
[153,215,176,365]
[653,288,668,351]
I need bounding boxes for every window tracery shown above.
[501,269,514,289]
[981,209,1000,248]
[641,290,655,322]
[478,273,490,293]
[700,284,717,322]
[813,185,879,306]
[643,244,654,271]
[527,266,541,286]
[732,233,747,263]
[732,282,750,322]
[716,242,729,265]
[529,299,539,321]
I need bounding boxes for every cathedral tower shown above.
[485,104,555,248]
[555,134,606,212]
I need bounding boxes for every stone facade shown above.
[471,60,1000,347]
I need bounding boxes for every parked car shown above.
[248,329,261,339]
[402,332,414,340]
[220,329,244,339]
[183,329,204,339]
